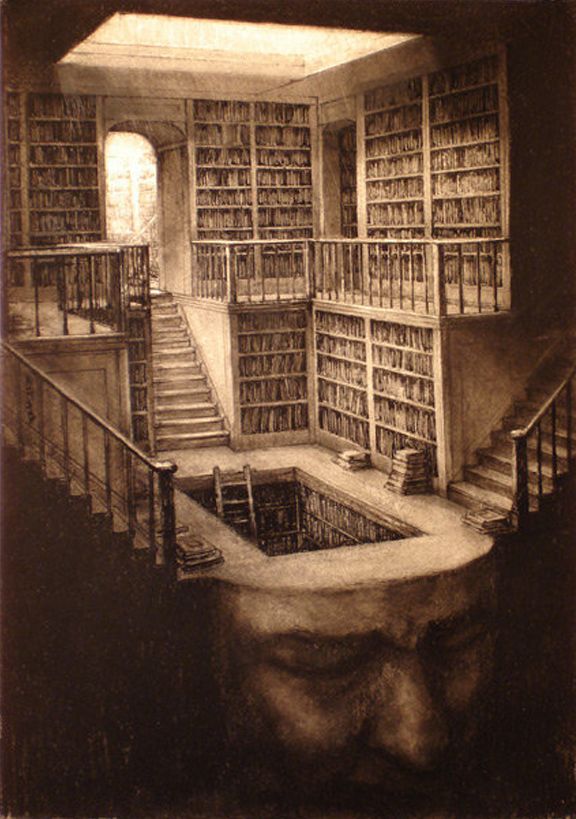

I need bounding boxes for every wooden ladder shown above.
[213,464,257,539]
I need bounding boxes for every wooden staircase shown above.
[213,465,257,540]
[151,292,229,451]
[449,357,575,521]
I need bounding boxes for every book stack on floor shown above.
[176,534,224,572]
[463,506,512,536]
[333,449,371,472]
[386,448,431,494]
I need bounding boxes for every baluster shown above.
[476,243,483,313]
[551,402,558,486]
[126,449,136,541]
[409,245,415,312]
[33,261,41,336]
[457,243,464,314]
[386,245,393,309]
[511,432,529,529]
[536,421,543,501]
[158,462,178,570]
[88,255,96,333]
[61,395,69,486]
[82,414,90,494]
[16,361,24,453]
[103,430,112,515]
[37,378,45,470]
[433,244,446,317]
[59,261,69,335]
[291,243,298,299]
[423,246,430,313]
[304,240,312,298]
[492,243,499,312]
[397,246,403,309]
[275,247,281,303]
[566,379,573,464]
[334,244,340,303]
[148,470,156,553]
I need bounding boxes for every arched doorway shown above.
[105,121,191,294]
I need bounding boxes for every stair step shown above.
[464,464,556,500]
[501,413,570,442]
[153,363,202,377]
[491,428,570,460]
[155,387,211,405]
[153,348,196,362]
[520,398,576,422]
[156,402,217,419]
[156,417,224,435]
[154,377,208,392]
[448,480,512,513]
[153,339,191,350]
[478,444,563,482]
[156,430,230,450]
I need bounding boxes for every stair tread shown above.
[157,416,223,426]
[156,402,216,411]
[449,480,512,511]
[157,431,229,441]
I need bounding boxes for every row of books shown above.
[194,123,249,146]
[368,227,426,239]
[367,201,425,226]
[29,145,98,166]
[197,210,252,230]
[29,167,98,188]
[371,321,434,352]
[316,354,367,388]
[431,114,499,148]
[255,126,310,147]
[257,208,312,227]
[432,167,500,196]
[366,130,423,159]
[28,120,97,143]
[256,149,310,168]
[318,378,369,418]
[241,404,308,434]
[238,309,307,332]
[29,189,99,209]
[197,188,252,206]
[8,146,21,166]
[239,375,307,404]
[9,213,22,232]
[432,197,501,224]
[301,515,354,549]
[430,84,498,124]
[364,79,423,114]
[9,190,21,208]
[300,486,394,544]
[257,168,312,186]
[6,92,20,117]
[196,147,250,166]
[366,154,423,179]
[442,257,502,287]
[431,141,499,171]
[429,55,498,97]
[193,99,250,122]
[254,102,309,124]
[373,370,435,405]
[374,397,437,440]
[373,346,433,376]
[367,176,424,202]
[7,120,20,141]
[239,351,306,377]
[315,310,365,339]
[319,406,370,448]
[29,211,101,233]
[341,185,356,205]
[260,228,313,239]
[238,330,306,353]
[316,332,366,362]
[365,104,422,137]
[376,427,437,475]
[196,168,251,187]
[257,188,311,206]
[35,232,100,245]
[28,93,97,119]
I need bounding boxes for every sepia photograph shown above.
[1,1,575,816]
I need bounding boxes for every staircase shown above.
[449,357,575,520]
[151,292,229,451]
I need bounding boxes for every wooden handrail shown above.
[509,364,576,440]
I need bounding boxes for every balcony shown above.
[190,237,511,316]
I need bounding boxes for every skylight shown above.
[59,13,419,78]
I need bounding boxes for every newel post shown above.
[157,461,178,571]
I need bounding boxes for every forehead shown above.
[217,559,495,642]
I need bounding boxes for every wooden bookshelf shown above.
[338,124,357,238]
[235,308,310,440]
[5,92,25,253]
[26,93,102,245]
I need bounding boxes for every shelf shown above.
[429,80,498,100]
[367,172,424,182]
[258,204,312,209]
[257,184,312,189]
[29,164,98,169]
[316,350,367,366]
[195,143,250,149]
[430,109,499,128]
[365,125,422,140]
[29,186,99,191]
[195,164,251,169]
[239,373,306,382]
[315,328,366,343]
[374,421,436,446]
[432,190,500,200]
[239,348,306,357]
[371,340,433,355]
[367,224,426,229]
[196,185,252,190]
[239,399,308,408]
[364,98,422,117]
[258,226,313,232]
[366,148,423,161]
[430,137,500,152]
[239,328,306,336]
[367,196,424,205]
[256,145,311,152]
[317,374,367,391]
[256,166,311,171]
[372,364,434,380]
[197,205,252,210]
[372,391,435,411]
[431,163,500,175]
[433,222,501,228]
[318,403,369,423]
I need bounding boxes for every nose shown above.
[364,655,449,771]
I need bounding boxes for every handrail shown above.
[2,341,168,472]
[510,363,576,439]
[312,237,509,246]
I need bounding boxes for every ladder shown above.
[213,464,257,540]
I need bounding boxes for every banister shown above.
[2,341,175,475]
[509,364,576,440]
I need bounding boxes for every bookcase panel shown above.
[5,91,25,248]
[26,93,102,245]
[339,124,357,238]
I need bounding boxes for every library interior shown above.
[2,1,576,817]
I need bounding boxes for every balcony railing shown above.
[189,238,510,315]
[2,341,177,568]
[5,242,150,338]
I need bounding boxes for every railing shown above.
[190,239,308,303]
[5,242,150,338]
[310,238,510,316]
[511,366,575,529]
[189,237,510,315]
[1,342,177,568]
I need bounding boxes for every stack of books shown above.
[333,450,371,471]
[176,534,224,572]
[386,449,431,494]
[463,506,512,535]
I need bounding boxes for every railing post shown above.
[511,431,529,530]
[304,240,311,299]
[33,261,41,336]
[157,461,178,571]
[431,243,446,318]
[61,395,70,487]
[566,380,573,464]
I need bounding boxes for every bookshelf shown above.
[315,310,369,449]
[236,308,310,441]
[191,100,313,241]
[6,92,25,253]
[26,94,102,245]
[338,124,357,238]
[362,52,506,242]
[371,320,437,474]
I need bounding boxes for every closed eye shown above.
[262,632,380,678]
